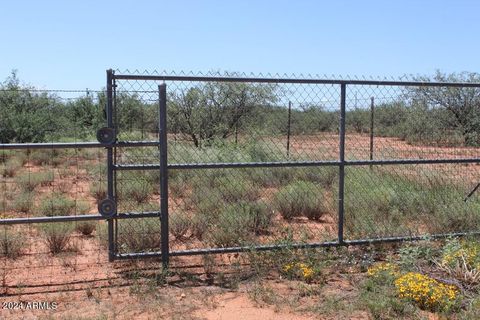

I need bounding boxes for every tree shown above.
[0,71,65,143]
[408,71,480,146]
[169,81,277,147]
[65,94,105,138]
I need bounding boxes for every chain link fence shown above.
[1,70,480,294]
[112,70,480,261]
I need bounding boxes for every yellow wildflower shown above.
[282,262,316,282]
[394,272,458,311]
[367,262,399,278]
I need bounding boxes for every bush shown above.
[0,228,25,259]
[12,191,34,213]
[39,194,76,216]
[97,222,109,248]
[440,238,480,285]
[29,149,62,166]
[394,272,459,312]
[89,181,107,201]
[0,151,12,164]
[214,176,259,203]
[207,201,274,247]
[297,167,338,188]
[246,142,283,162]
[169,172,188,198]
[282,261,318,282]
[248,168,294,188]
[207,210,247,247]
[1,158,23,177]
[119,179,154,204]
[0,72,66,143]
[87,163,107,178]
[274,181,328,220]
[190,213,209,240]
[76,202,90,214]
[170,214,191,240]
[232,201,274,235]
[190,187,224,216]
[41,223,74,254]
[75,221,96,236]
[344,168,480,237]
[16,172,54,191]
[78,148,101,161]
[117,218,161,253]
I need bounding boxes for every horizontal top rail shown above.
[0,141,159,150]
[113,73,480,88]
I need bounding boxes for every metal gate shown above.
[110,70,480,266]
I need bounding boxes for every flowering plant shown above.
[394,272,458,311]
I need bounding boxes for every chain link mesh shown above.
[112,70,480,254]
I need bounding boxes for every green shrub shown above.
[75,221,96,236]
[207,201,274,247]
[0,228,25,259]
[87,163,107,178]
[248,168,294,188]
[147,170,161,186]
[274,181,328,220]
[169,171,188,198]
[89,181,107,201]
[170,214,191,240]
[214,176,259,203]
[117,218,161,253]
[207,210,248,247]
[29,150,62,166]
[41,223,74,254]
[0,151,12,164]
[343,168,480,238]
[78,148,101,161]
[246,142,283,162]
[0,198,7,212]
[39,194,76,216]
[344,169,418,238]
[297,167,338,188]
[118,179,154,204]
[191,188,224,217]
[190,169,229,190]
[190,213,209,240]
[16,172,54,191]
[16,152,28,166]
[241,201,274,235]
[1,158,23,177]
[12,191,34,213]
[75,202,90,215]
[97,222,109,248]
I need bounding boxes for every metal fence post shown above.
[106,69,115,262]
[338,83,346,244]
[158,83,169,268]
[369,97,374,166]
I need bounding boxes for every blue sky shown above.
[0,0,479,91]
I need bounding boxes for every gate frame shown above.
[110,71,480,263]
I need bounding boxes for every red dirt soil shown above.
[1,134,478,319]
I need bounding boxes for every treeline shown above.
[1,71,479,147]
[0,71,159,142]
